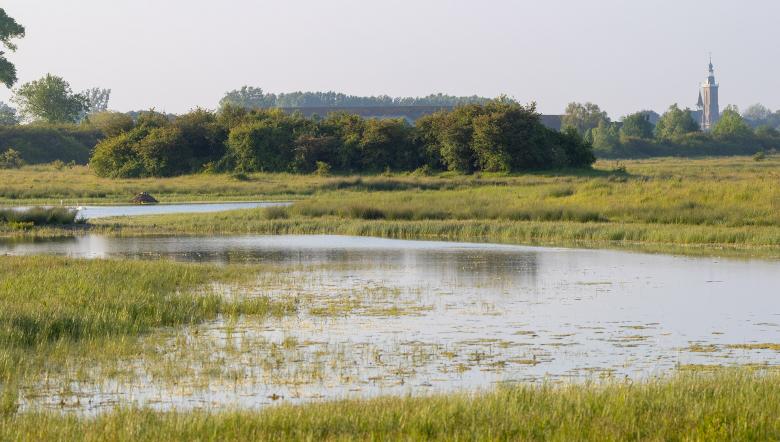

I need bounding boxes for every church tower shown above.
[697,57,720,130]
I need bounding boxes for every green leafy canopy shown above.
[0,8,25,88]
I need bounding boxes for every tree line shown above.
[219,87,490,109]
[562,102,780,158]
[89,99,595,178]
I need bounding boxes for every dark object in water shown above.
[131,192,159,205]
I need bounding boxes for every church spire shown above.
[699,54,720,130]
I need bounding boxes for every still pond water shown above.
[74,201,289,219]
[1,235,779,413]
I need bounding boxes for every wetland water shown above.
[10,201,289,220]
[2,235,779,413]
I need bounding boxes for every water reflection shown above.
[3,234,780,413]
[7,201,289,220]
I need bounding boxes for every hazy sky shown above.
[1,0,777,117]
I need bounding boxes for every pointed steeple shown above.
[699,54,720,130]
[705,54,717,86]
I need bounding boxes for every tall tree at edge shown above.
[0,8,25,88]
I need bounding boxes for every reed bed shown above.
[3,369,779,440]
[0,207,80,226]
[0,256,293,349]
[0,256,297,399]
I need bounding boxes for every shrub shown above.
[85,111,134,137]
[314,161,331,177]
[88,101,596,177]
[0,148,24,169]
[0,207,80,226]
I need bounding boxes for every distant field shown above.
[2,156,779,257]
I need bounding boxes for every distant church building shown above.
[696,57,720,130]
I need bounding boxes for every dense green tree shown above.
[561,102,610,135]
[471,101,550,171]
[0,101,17,125]
[712,108,753,140]
[134,126,189,177]
[321,112,366,170]
[224,111,304,173]
[12,74,87,123]
[91,100,595,177]
[216,103,251,130]
[414,112,449,170]
[620,112,654,139]
[358,118,416,171]
[436,104,489,173]
[85,111,134,137]
[0,8,25,88]
[655,104,699,140]
[0,148,24,168]
[555,127,596,167]
[135,109,171,131]
[591,119,620,152]
[91,109,218,177]
[90,132,144,178]
[291,134,340,173]
[173,108,227,167]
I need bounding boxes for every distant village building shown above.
[696,57,720,130]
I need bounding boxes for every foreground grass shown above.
[0,256,297,412]
[0,256,292,349]
[3,370,780,441]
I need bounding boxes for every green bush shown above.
[90,101,596,177]
[0,148,24,169]
[314,161,331,176]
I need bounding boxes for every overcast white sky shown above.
[1,0,777,117]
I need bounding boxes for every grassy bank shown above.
[93,216,780,258]
[2,156,780,257]
[1,155,776,207]
[84,155,780,257]
[3,369,780,440]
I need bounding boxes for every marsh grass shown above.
[95,215,780,258]
[47,155,774,257]
[0,257,298,397]
[3,369,780,440]
[0,257,270,348]
[0,207,80,226]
